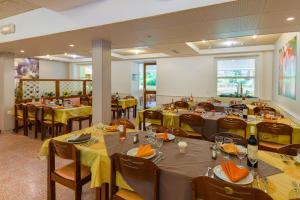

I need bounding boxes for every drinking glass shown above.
[297,149,300,158]
[249,157,258,176]
[215,135,223,153]
[155,138,164,153]
[223,137,233,159]
[237,148,247,166]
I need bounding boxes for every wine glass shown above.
[223,137,233,159]
[248,157,258,176]
[215,135,223,153]
[237,148,247,166]
[155,138,164,154]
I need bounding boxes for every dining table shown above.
[39,125,300,200]
[136,108,300,144]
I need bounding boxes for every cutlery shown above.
[205,167,212,176]
[152,154,161,163]
[156,155,166,164]
[256,174,261,190]
[263,177,268,193]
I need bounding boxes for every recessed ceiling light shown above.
[224,40,237,47]
[252,35,257,39]
[64,53,68,56]
[201,40,207,43]
[46,54,50,57]
[69,44,75,47]
[20,50,25,53]
[129,49,144,55]
[286,17,295,21]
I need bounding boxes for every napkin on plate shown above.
[221,161,249,182]
[156,133,169,141]
[68,133,91,143]
[135,144,154,157]
[221,143,239,154]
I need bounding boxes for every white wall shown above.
[156,52,273,104]
[273,32,300,122]
[111,61,133,95]
[39,59,69,79]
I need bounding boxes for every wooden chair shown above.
[197,102,215,111]
[110,153,160,200]
[80,96,91,106]
[14,104,25,134]
[278,144,300,156]
[110,118,135,129]
[192,176,272,200]
[142,110,163,131]
[230,104,248,111]
[41,107,63,140]
[71,115,92,131]
[253,106,277,115]
[257,122,293,153]
[209,132,247,146]
[48,140,91,200]
[217,117,247,139]
[111,99,122,119]
[155,126,189,138]
[179,114,204,139]
[174,101,189,109]
[25,104,39,138]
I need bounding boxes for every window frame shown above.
[215,56,257,97]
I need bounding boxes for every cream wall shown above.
[273,32,300,122]
[39,59,69,79]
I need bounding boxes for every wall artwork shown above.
[278,36,297,99]
[15,58,39,79]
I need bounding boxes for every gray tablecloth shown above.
[104,133,281,200]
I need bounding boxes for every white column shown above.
[0,53,15,131]
[92,40,111,124]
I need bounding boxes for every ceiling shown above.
[26,0,98,11]
[1,0,300,60]
[0,0,38,20]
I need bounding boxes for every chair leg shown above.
[34,123,38,139]
[14,120,18,133]
[50,127,54,138]
[41,126,45,141]
[127,108,130,119]
[79,120,82,130]
[47,179,56,200]
[112,111,115,119]
[75,186,82,200]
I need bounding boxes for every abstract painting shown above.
[278,36,297,99]
[15,58,39,79]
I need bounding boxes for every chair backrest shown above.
[179,114,204,127]
[111,99,120,109]
[278,144,300,156]
[155,126,189,138]
[111,153,160,200]
[143,110,163,131]
[14,104,24,118]
[80,96,90,106]
[42,106,55,124]
[256,122,293,144]
[48,140,81,182]
[174,101,189,109]
[210,132,247,146]
[26,104,38,119]
[197,102,215,111]
[192,176,273,200]
[217,117,247,138]
[230,104,248,110]
[110,118,135,129]
[253,106,276,115]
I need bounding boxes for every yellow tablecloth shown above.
[118,98,137,109]
[53,106,92,124]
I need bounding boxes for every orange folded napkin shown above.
[54,106,64,109]
[226,115,240,119]
[221,143,238,154]
[156,133,169,141]
[221,161,249,182]
[135,144,154,157]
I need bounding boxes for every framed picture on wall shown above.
[15,58,39,79]
[278,36,297,99]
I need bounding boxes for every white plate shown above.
[127,147,156,159]
[67,135,91,144]
[294,156,300,163]
[156,133,175,141]
[220,144,246,155]
[213,165,253,185]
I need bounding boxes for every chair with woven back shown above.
[217,117,247,139]
[192,176,272,200]
[25,104,39,138]
[110,153,160,200]
[256,122,293,153]
[111,98,122,119]
[110,118,135,129]
[197,102,215,111]
[14,104,26,134]
[142,110,163,131]
[278,144,300,156]
[253,106,277,116]
[179,114,204,139]
[41,107,63,140]
[174,101,189,109]
[209,132,247,146]
[48,140,91,200]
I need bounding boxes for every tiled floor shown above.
[0,129,95,200]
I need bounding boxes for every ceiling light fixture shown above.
[252,35,257,39]
[64,53,68,56]
[286,17,295,21]
[129,49,144,55]
[201,40,207,43]
[69,44,75,47]
[224,40,237,47]
[20,50,25,53]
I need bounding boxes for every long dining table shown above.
[39,125,300,200]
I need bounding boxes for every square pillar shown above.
[0,53,15,131]
[92,40,111,124]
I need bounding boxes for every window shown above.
[217,58,256,97]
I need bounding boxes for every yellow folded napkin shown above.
[135,144,154,157]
